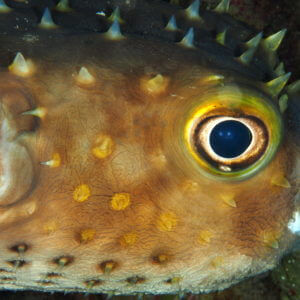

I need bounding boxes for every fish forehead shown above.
[0,0,299,295]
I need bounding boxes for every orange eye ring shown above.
[181,84,283,181]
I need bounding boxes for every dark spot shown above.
[46,272,62,278]
[164,277,181,284]
[84,279,103,288]
[7,260,27,268]
[9,243,29,254]
[53,255,74,267]
[99,260,118,274]
[37,280,54,286]
[0,269,12,273]
[126,276,145,284]
[0,277,16,281]
[151,253,169,265]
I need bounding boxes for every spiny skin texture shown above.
[0,0,299,296]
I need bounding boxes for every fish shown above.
[0,0,299,296]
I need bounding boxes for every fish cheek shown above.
[227,139,298,258]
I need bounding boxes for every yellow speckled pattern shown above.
[120,232,138,247]
[0,0,298,296]
[92,134,114,159]
[198,230,214,244]
[157,213,178,232]
[73,184,91,203]
[79,229,96,243]
[111,193,131,211]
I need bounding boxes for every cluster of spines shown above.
[2,0,298,112]
[3,0,295,194]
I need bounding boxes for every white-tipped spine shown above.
[39,8,58,29]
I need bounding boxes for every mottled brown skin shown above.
[0,0,299,296]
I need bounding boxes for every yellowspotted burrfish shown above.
[0,0,299,296]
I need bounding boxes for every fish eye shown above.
[193,115,268,172]
[182,84,283,180]
[209,119,253,158]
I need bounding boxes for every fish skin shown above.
[0,0,299,295]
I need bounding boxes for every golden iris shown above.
[182,84,283,181]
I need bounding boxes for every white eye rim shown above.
[195,116,264,165]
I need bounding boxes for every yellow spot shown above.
[271,174,291,188]
[92,134,114,159]
[80,229,96,243]
[41,153,61,168]
[73,184,91,203]
[211,256,224,268]
[261,231,280,249]
[157,212,178,232]
[216,30,226,45]
[150,151,167,168]
[24,201,36,216]
[220,192,237,208]
[181,180,199,192]
[140,74,169,95]
[54,256,73,267]
[152,253,170,264]
[43,221,58,234]
[100,260,117,274]
[198,230,213,244]
[156,254,168,263]
[166,277,182,284]
[120,232,138,247]
[110,193,130,210]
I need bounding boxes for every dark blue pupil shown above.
[209,120,252,158]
